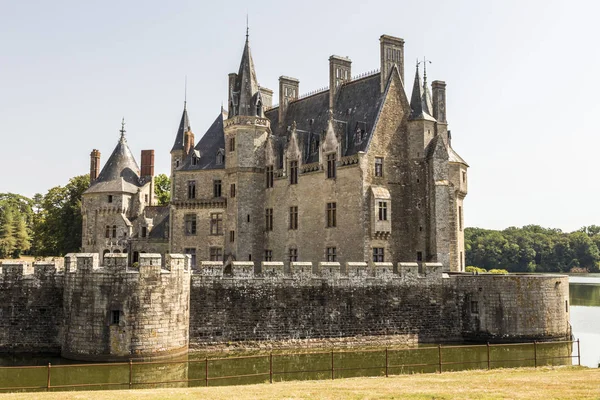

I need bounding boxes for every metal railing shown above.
[0,340,580,393]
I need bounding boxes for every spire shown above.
[409,59,435,121]
[184,75,187,110]
[171,103,191,153]
[119,117,126,141]
[231,29,260,117]
[421,58,433,116]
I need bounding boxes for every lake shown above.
[568,273,600,368]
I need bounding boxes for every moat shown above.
[0,275,596,391]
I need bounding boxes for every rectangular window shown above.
[459,206,463,231]
[417,251,423,262]
[210,213,223,235]
[184,248,196,268]
[144,194,149,204]
[141,226,147,238]
[289,248,298,262]
[229,136,235,152]
[460,251,464,269]
[266,166,274,188]
[290,160,298,185]
[471,301,479,314]
[373,247,384,262]
[187,181,196,199]
[229,230,235,243]
[378,202,388,221]
[462,171,466,183]
[213,180,222,198]
[209,247,223,261]
[264,250,272,261]
[326,202,337,228]
[108,195,113,203]
[326,247,337,262]
[265,208,273,231]
[105,225,110,239]
[230,183,236,198]
[289,206,298,230]
[326,153,336,179]
[112,225,117,238]
[111,310,120,325]
[185,214,197,235]
[375,157,383,177]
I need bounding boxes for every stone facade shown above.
[0,257,571,356]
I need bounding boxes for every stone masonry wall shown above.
[0,262,64,352]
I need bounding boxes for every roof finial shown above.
[418,57,432,83]
[184,75,187,110]
[246,14,249,42]
[119,117,126,140]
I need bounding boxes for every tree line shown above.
[465,225,600,273]
[0,174,170,259]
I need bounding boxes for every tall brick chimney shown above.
[329,55,351,109]
[141,150,155,178]
[380,35,405,92]
[89,149,100,184]
[278,76,299,126]
[184,130,195,155]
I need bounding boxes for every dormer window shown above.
[216,149,225,165]
[192,156,198,166]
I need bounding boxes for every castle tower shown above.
[170,102,192,176]
[224,33,270,264]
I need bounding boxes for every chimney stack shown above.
[329,55,352,109]
[89,149,100,183]
[432,80,447,123]
[259,87,273,110]
[379,35,405,92]
[184,130,195,155]
[141,150,155,178]
[278,76,299,126]
[228,73,237,116]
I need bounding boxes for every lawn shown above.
[0,366,597,400]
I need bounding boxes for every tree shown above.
[154,174,170,206]
[12,213,30,258]
[0,205,16,258]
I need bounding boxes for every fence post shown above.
[438,345,442,374]
[46,363,51,391]
[269,353,273,384]
[331,350,334,380]
[385,347,388,377]
[533,341,537,368]
[577,339,581,366]
[205,357,208,387]
[129,359,133,388]
[487,343,490,370]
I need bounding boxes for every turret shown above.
[89,149,100,184]
[407,63,436,159]
[170,102,192,176]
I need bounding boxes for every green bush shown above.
[488,269,509,274]
[465,266,487,274]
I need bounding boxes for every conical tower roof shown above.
[93,122,141,188]
[409,64,435,121]
[231,35,259,116]
[171,103,191,152]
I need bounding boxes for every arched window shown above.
[113,249,121,254]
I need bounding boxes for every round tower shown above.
[62,253,191,361]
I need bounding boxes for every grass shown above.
[0,256,35,263]
[0,366,597,400]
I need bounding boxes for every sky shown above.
[1,0,599,232]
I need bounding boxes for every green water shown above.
[1,275,597,392]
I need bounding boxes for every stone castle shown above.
[0,33,571,362]
[82,33,468,271]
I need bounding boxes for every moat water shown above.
[0,274,597,391]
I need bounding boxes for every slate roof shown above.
[179,111,226,171]
[449,147,469,166]
[265,73,384,164]
[87,135,142,194]
[231,38,260,117]
[171,105,191,152]
[409,65,435,121]
[144,206,170,239]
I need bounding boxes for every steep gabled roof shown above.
[180,111,226,171]
[171,104,191,152]
[88,134,141,193]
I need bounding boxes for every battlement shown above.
[63,253,191,275]
[0,260,64,281]
[191,260,448,284]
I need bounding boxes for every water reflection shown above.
[569,274,600,368]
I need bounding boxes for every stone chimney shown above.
[228,73,237,116]
[184,130,195,155]
[432,80,447,123]
[380,35,405,92]
[278,76,299,126]
[329,55,351,109]
[140,150,155,178]
[89,149,100,183]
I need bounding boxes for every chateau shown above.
[82,33,468,271]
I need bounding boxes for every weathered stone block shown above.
[373,262,394,278]
[346,262,368,278]
[317,262,341,279]
[199,261,224,277]
[398,262,419,281]
[290,262,313,279]
[261,261,284,278]
[231,261,254,278]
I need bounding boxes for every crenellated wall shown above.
[0,257,571,358]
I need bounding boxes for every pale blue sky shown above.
[1,0,598,231]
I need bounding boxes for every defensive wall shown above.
[0,256,570,361]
